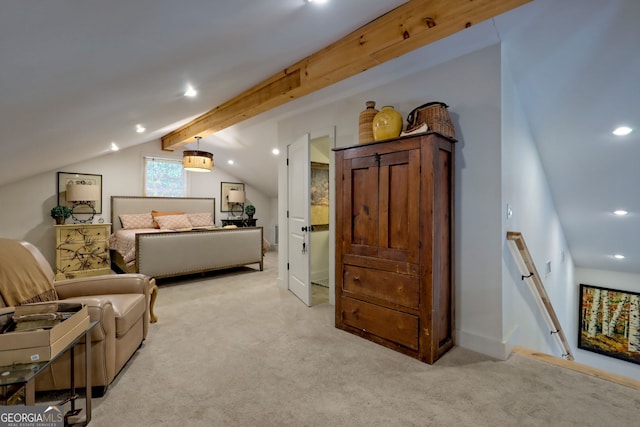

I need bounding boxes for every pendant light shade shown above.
[183,136,214,172]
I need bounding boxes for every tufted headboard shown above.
[110,196,216,233]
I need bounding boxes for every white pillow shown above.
[187,212,214,227]
[155,214,193,230]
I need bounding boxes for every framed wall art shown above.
[220,182,244,212]
[310,162,329,227]
[57,172,102,214]
[578,283,640,365]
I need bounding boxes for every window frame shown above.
[143,156,187,197]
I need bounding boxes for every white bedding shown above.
[109,228,162,266]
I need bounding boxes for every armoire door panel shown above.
[377,149,420,263]
[349,165,378,252]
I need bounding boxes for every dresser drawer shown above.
[341,296,419,350]
[343,265,419,309]
[57,254,110,276]
[56,241,109,261]
[56,265,111,280]
[57,226,108,244]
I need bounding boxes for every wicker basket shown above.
[406,102,455,138]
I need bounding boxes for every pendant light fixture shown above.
[183,136,213,172]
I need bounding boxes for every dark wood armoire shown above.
[334,132,456,364]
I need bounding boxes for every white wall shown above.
[276,45,505,357]
[501,47,576,360]
[575,268,640,380]
[0,139,273,266]
[275,43,640,381]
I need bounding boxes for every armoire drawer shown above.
[341,296,419,350]
[343,264,419,309]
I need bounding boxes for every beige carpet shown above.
[40,251,640,426]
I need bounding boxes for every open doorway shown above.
[309,135,331,306]
[281,127,335,307]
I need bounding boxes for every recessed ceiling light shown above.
[136,124,146,133]
[305,0,329,4]
[227,159,234,165]
[272,148,280,155]
[110,142,119,152]
[184,85,197,97]
[612,126,633,136]
[614,254,625,259]
[613,210,629,216]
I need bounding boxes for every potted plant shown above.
[244,204,256,220]
[50,205,72,225]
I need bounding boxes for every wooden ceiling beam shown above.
[162,0,531,151]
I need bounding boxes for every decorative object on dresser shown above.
[55,223,111,280]
[372,105,403,141]
[358,100,379,144]
[65,180,101,223]
[405,102,455,138]
[334,131,457,364]
[228,189,246,218]
[244,204,256,220]
[50,205,71,225]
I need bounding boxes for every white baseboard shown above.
[456,329,514,360]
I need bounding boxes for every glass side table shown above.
[0,320,98,426]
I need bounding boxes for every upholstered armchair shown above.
[0,238,150,396]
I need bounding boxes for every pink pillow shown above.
[119,213,155,229]
[155,214,193,230]
[187,213,214,227]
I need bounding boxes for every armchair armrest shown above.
[54,274,149,299]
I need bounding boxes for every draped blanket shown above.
[0,238,58,306]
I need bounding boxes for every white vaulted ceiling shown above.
[0,0,638,273]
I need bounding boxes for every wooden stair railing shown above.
[506,231,574,360]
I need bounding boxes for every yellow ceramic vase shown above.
[372,106,403,141]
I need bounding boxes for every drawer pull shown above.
[353,276,360,281]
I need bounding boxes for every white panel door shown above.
[287,134,311,306]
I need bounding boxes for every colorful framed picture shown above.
[57,172,102,214]
[310,162,329,227]
[220,182,244,212]
[578,283,640,365]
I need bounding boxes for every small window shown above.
[144,157,185,197]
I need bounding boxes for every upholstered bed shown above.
[110,196,263,280]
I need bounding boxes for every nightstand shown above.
[221,218,257,227]
[55,223,111,280]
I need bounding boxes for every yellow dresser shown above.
[54,223,111,280]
